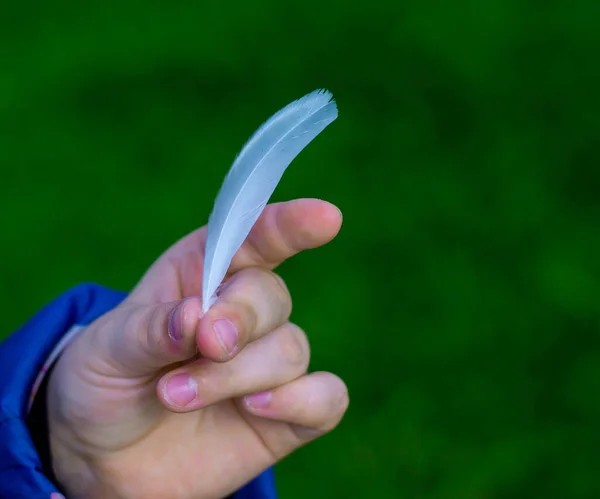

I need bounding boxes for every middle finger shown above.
[196,267,292,361]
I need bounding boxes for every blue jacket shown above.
[0,283,277,498]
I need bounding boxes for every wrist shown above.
[49,434,98,499]
[46,355,99,498]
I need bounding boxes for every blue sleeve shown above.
[0,283,277,499]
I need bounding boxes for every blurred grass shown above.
[1,1,600,497]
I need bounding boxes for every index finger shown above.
[167,198,341,271]
[132,199,342,302]
[230,198,343,272]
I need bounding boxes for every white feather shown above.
[201,89,338,313]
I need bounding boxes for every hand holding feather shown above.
[202,89,338,313]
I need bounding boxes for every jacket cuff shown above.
[0,283,277,499]
[0,283,127,497]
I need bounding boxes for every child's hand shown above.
[47,198,348,498]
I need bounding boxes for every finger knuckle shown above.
[269,272,293,318]
[279,324,310,369]
[250,268,292,310]
[227,269,292,335]
[134,306,161,359]
[249,267,290,299]
[267,270,291,302]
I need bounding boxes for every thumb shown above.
[94,297,203,376]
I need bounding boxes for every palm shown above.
[85,401,274,498]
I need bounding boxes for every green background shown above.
[2,1,600,497]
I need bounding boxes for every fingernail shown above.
[244,391,272,410]
[214,319,238,355]
[168,304,184,342]
[51,494,66,499]
[165,374,197,407]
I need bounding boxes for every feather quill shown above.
[201,89,338,313]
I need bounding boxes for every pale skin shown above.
[47,198,349,499]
